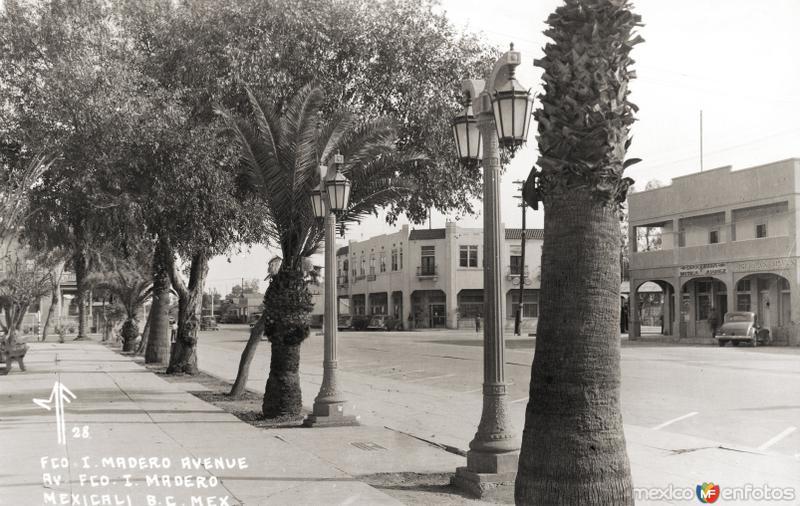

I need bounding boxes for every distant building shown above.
[628,159,800,344]
[336,222,544,331]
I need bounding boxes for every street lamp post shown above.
[451,44,533,498]
[305,154,359,428]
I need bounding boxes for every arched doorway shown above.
[632,280,676,337]
[679,277,728,338]
[733,273,791,342]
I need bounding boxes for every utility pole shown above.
[513,181,527,336]
[700,109,704,172]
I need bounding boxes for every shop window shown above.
[460,245,478,267]
[736,294,752,312]
[756,223,767,238]
[736,279,751,311]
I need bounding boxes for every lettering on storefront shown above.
[730,257,797,273]
[679,263,727,277]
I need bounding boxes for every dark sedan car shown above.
[716,311,770,347]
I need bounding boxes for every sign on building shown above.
[679,263,727,277]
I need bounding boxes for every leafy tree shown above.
[0,246,52,347]
[4,0,146,340]
[115,0,496,223]
[0,146,53,253]
[219,85,420,417]
[517,0,642,503]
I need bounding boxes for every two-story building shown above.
[336,222,544,331]
[628,158,800,344]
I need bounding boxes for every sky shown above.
[206,0,800,297]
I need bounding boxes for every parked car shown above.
[716,311,770,347]
[367,315,388,330]
[200,316,219,331]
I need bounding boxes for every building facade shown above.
[628,159,800,344]
[336,222,544,331]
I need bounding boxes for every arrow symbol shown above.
[33,381,76,445]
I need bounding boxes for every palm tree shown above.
[515,1,642,504]
[218,84,419,418]
[88,250,153,352]
[229,255,319,398]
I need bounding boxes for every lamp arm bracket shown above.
[487,49,521,91]
[471,49,522,115]
[460,79,485,102]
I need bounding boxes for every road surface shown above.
[196,325,800,462]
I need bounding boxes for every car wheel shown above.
[718,339,727,347]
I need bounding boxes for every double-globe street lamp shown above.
[304,153,359,427]
[450,44,534,497]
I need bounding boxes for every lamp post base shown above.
[303,402,360,428]
[451,450,518,500]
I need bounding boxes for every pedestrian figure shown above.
[475,314,482,333]
[708,308,719,338]
[620,301,629,334]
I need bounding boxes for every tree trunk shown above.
[74,250,89,340]
[121,319,139,353]
[5,307,18,348]
[262,341,302,418]
[515,194,632,505]
[145,241,171,364]
[166,251,208,375]
[136,306,154,355]
[230,315,265,397]
[41,287,60,342]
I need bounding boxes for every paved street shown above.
[198,325,800,462]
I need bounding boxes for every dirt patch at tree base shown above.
[359,472,512,505]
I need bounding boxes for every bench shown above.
[0,343,28,375]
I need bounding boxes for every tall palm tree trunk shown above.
[260,268,313,419]
[146,240,171,364]
[515,1,641,503]
[516,194,631,504]
[121,318,138,352]
[262,341,302,417]
[230,315,265,397]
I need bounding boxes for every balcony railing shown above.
[416,265,438,278]
[506,266,529,279]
